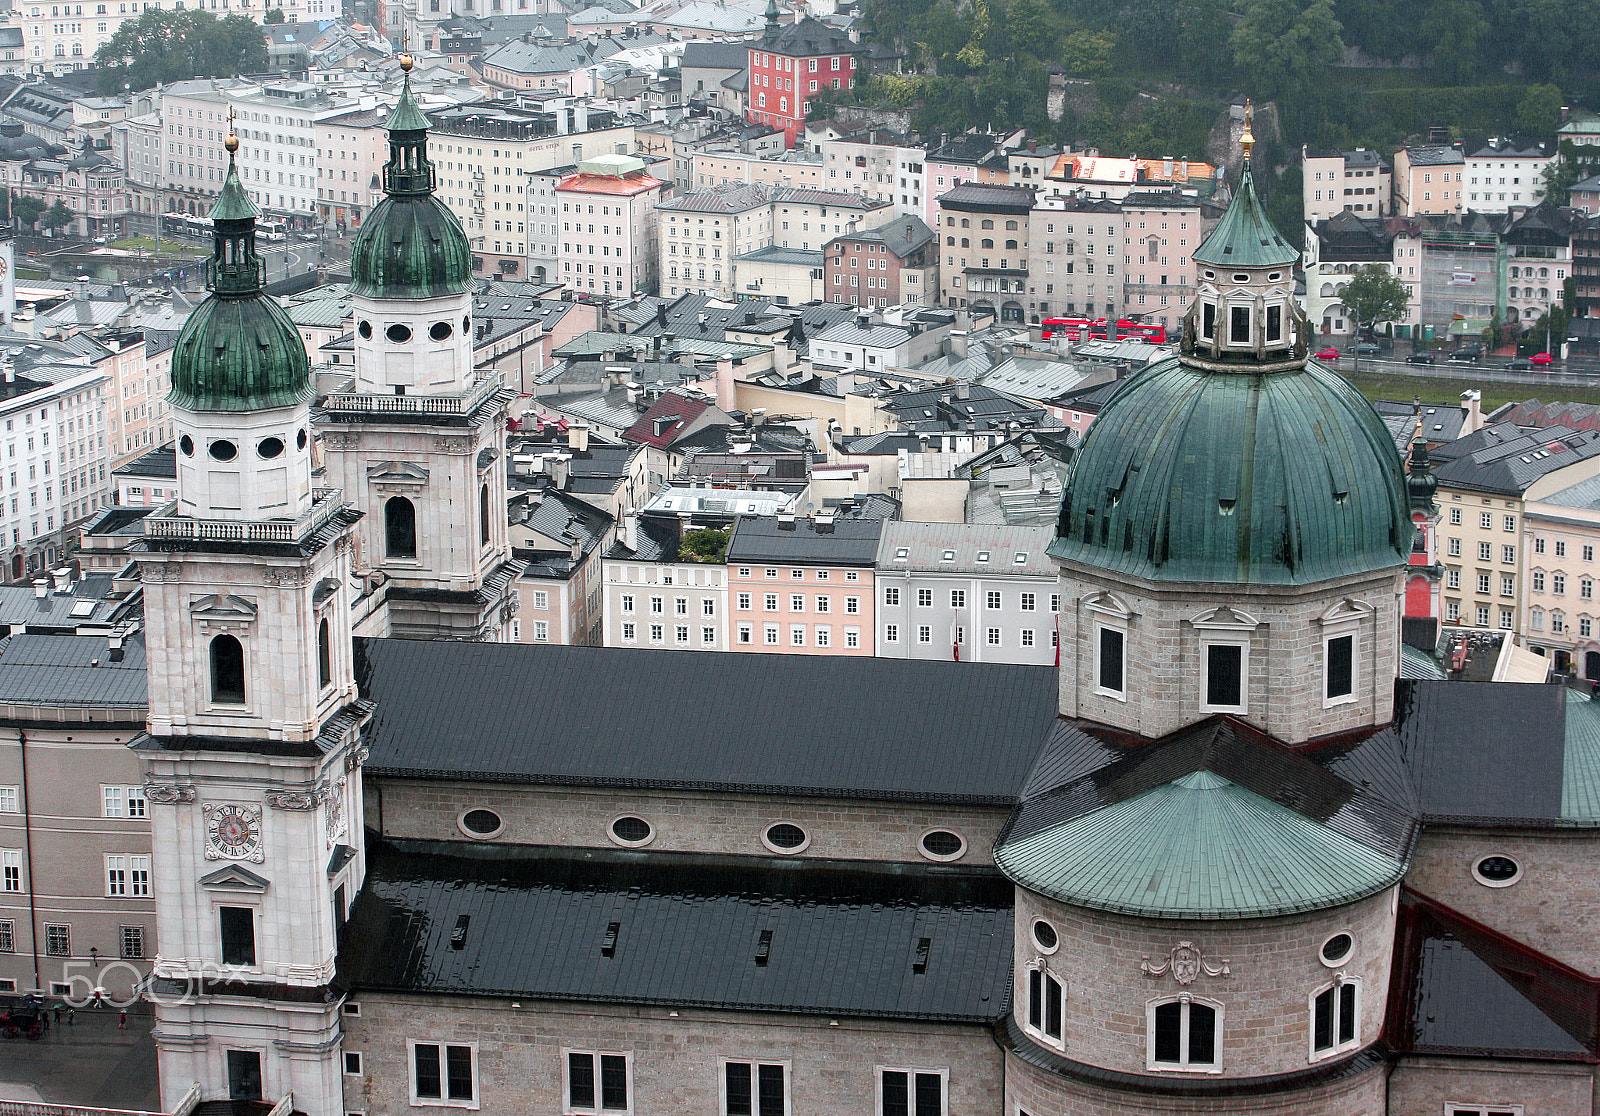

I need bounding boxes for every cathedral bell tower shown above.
[320,54,520,641]
[131,129,370,1116]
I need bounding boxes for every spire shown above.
[1407,428,1439,513]
[207,116,265,298]
[383,53,437,196]
[764,0,781,40]
[1190,101,1297,270]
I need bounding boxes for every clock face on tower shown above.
[203,802,264,863]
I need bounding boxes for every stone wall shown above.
[369,777,1010,867]
[1056,565,1403,745]
[1407,826,1600,975]
[341,992,1000,1115]
[1387,1054,1596,1115]
[1012,886,1398,1079]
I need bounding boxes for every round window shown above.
[257,436,284,459]
[1032,919,1059,953]
[208,440,238,461]
[297,428,309,450]
[762,822,809,853]
[386,323,412,343]
[357,320,373,340]
[458,808,503,838]
[1473,855,1523,887]
[179,434,194,456]
[609,815,653,847]
[919,829,966,861]
[430,321,453,341]
[1320,932,1353,967]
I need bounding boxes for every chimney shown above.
[75,275,88,301]
[107,632,125,663]
[625,380,643,406]
[547,453,572,489]
[53,567,72,594]
[568,422,590,452]
[622,511,639,551]
[777,512,797,530]
[677,511,692,539]
[751,407,767,427]
[1460,389,1484,435]
[715,357,736,412]
[33,578,47,602]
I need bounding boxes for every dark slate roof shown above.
[1431,423,1600,496]
[763,16,861,57]
[113,442,176,480]
[1406,144,1464,166]
[1391,890,1598,1059]
[679,40,750,70]
[1391,679,1568,823]
[0,632,147,709]
[725,515,882,566]
[825,215,935,260]
[340,837,1012,1021]
[935,183,1036,214]
[354,637,1059,802]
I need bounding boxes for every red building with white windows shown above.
[747,1,863,147]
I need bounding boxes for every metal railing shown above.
[322,372,499,417]
[144,489,343,543]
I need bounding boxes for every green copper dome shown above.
[169,148,312,412]
[1050,355,1410,584]
[348,73,472,300]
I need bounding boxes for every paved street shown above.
[0,1003,158,1111]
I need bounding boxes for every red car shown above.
[1530,352,1554,365]
[1315,347,1340,360]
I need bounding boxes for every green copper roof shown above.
[168,150,311,412]
[1562,686,1600,824]
[995,770,1407,919]
[1050,355,1411,584]
[348,73,472,300]
[1192,162,1299,268]
[386,76,433,133]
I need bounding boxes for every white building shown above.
[1465,139,1556,212]
[656,183,772,299]
[873,521,1059,665]
[771,186,890,251]
[556,154,667,297]
[600,512,731,651]
[820,134,927,218]
[1302,147,1391,224]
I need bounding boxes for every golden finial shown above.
[400,52,414,72]
[1241,99,1255,163]
[224,107,238,154]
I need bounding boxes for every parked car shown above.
[1406,352,1437,365]
[1315,347,1340,359]
[1447,349,1482,363]
[1346,342,1381,355]
[1508,357,1535,371]
[1530,351,1554,365]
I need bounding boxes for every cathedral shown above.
[117,81,1600,1116]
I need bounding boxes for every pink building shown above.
[556,154,668,298]
[727,515,881,654]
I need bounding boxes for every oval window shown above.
[1032,919,1059,953]
[179,434,194,456]
[763,822,809,853]
[1233,273,1251,283]
[297,428,309,450]
[430,321,453,341]
[386,323,412,343]
[1474,855,1522,887]
[1320,932,1353,966]
[458,808,503,838]
[609,815,653,846]
[357,320,373,339]
[462,315,471,332]
[208,440,238,461]
[257,436,284,459]
[919,829,965,861]
[1269,272,1282,281]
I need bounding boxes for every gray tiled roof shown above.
[657,183,769,213]
[726,515,882,566]
[877,522,1056,574]
[0,631,147,708]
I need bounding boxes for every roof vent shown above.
[601,920,620,957]
[450,914,470,950]
[912,936,931,974]
[777,513,797,530]
[755,928,773,966]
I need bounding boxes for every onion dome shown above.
[1049,108,1409,585]
[348,56,472,301]
[168,132,311,412]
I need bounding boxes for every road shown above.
[1327,353,1600,390]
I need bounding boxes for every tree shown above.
[680,528,729,564]
[1338,264,1410,368]
[95,9,268,93]
[1063,30,1116,80]
[43,201,74,235]
[1229,0,1344,102]
[1516,82,1563,135]
[10,195,43,231]
[1004,0,1051,58]
[263,7,285,21]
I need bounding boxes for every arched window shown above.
[317,617,331,689]
[1149,996,1220,1070]
[479,484,490,546]
[980,238,994,249]
[385,496,417,559]
[210,635,245,705]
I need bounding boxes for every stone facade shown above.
[1387,1055,1596,1115]
[1056,565,1402,745]
[1405,826,1600,974]
[369,778,1008,868]
[342,993,1000,1115]
[1012,887,1398,1080]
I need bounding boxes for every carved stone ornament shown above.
[141,564,183,584]
[325,778,347,846]
[143,782,196,805]
[264,790,318,811]
[263,567,312,588]
[344,743,370,773]
[1141,941,1230,985]
[322,432,360,449]
[432,436,473,454]
[202,802,264,863]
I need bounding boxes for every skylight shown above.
[894,547,909,561]
[976,550,990,562]
[1014,552,1028,564]
[941,550,956,561]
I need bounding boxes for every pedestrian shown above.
[65,1007,73,1027]
[117,1010,126,1030]
[51,1004,60,1025]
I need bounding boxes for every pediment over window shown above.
[189,594,258,619]
[366,460,430,483]
[1189,605,1260,631]
[1083,590,1134,619]
[1317,598,1373,625]
[198,864,269,892]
